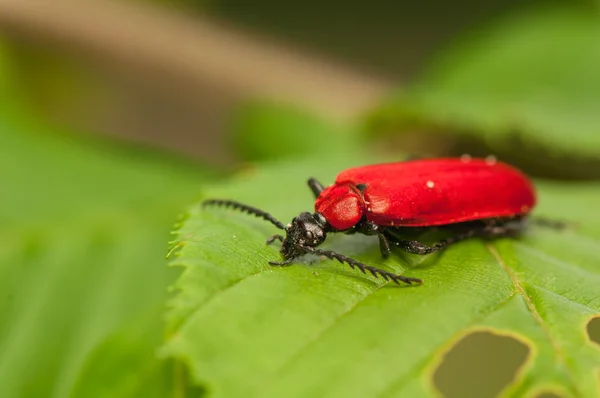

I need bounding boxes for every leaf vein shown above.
[528,283,600,314]
[486,243,580,396]
[516,241,600,279]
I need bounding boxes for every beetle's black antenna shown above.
[202,199,286,230]
[307,178,325,198]
[303,246,422,285]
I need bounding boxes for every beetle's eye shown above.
[306,231,314,240]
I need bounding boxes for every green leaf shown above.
[228,101,362,163]
[0,115,217,397]
[0,41,12,99]
[164,155,600,398]
[368,5,600,178]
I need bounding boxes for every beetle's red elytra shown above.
[203,157,538,285]
[315,157,536,230]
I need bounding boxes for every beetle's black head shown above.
[281,212,328,259]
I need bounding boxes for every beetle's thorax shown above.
[280,212,328,259]
[314,183,366,231]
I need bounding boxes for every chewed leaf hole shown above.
[433,330,529,398]
[587,316,600,346]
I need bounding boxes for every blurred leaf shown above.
[164,155,600,398]
[368,5,600,179]
[0,115,217,398]
[229,101,362,162]
[0,40,14,101]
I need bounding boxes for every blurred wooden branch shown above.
[0,0,390,119]
[0,0,392,165]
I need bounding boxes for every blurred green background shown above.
[0,0,599,397]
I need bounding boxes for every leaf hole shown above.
[433,330,530,398]
[586,316,600,346]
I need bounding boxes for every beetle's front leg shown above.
[266,234,284,245]
[354,220,392,258]
[377,234,392,258]
[269,258,294,266]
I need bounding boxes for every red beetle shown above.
[203,157,537,285]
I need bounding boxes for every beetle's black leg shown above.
[385,218,526,255]
[387,237,458,255]
[378,233,392,258]
[266,235,284,245]
[303,246,422,285]
[529,216,571,230]
[307,178,325,198]
[353,220,392,258]
[269,258,294,267]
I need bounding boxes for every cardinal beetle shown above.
[202,156,537,285]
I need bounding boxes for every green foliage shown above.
[229,101,361,162]
[165,155,600,397]
[163,7,600,394]
[0,115,216,397]
[368,5,600,178]
[3,1,600,396]
[0,41,13,100]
